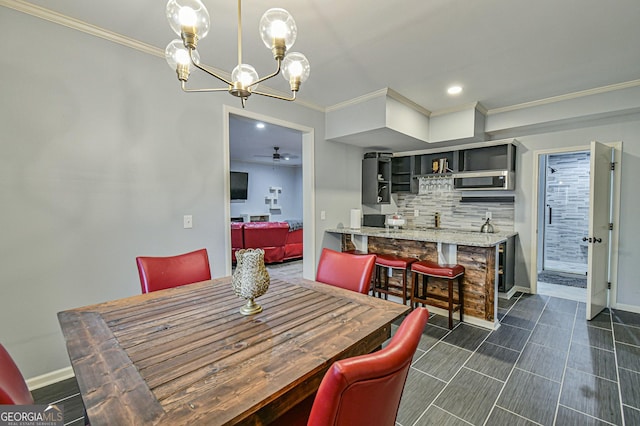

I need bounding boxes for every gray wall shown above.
[0,9,362,378]
[229,161,303,221]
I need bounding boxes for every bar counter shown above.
[326,226,518,328]
[326,226,517,247]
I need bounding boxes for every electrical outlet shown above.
[320,210,326,220]
[414,209,419,217]
[485,211,492,220]
[183,215,193,229]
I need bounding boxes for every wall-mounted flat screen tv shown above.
[230,171,248,200]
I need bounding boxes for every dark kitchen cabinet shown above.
[414,151,457,175]
[498,236,515,293]
[391,156,412,193]
[362,157,391,204]
[458,143,516,172]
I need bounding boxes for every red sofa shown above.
[232,222,303,264]
[231,222,244,263]
[284,228,303,261]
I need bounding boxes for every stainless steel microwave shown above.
[453,170,514,190]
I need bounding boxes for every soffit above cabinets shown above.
[325,89,487,151]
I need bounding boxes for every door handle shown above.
[547,204,552,225]
[582,237,602,244]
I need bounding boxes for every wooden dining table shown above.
[57,276,410,425]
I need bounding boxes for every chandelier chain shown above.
[237,0,242,67]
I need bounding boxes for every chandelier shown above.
[164,0,311,107]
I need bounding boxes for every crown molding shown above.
[325,88,389,113]
[1,0,324,113]
[326,87,432,116]
[430,101,488,117]
[487,79,640,115]
[2,0,162,57]
[385,88,432,116]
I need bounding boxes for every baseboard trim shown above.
[461,315,499,331]
[498,286,519,300]
[27,366,74,391]
[513,286,531,294]
[611,302,640,315]
[425,305,498,330]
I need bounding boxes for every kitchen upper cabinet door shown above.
[391,156,412,193]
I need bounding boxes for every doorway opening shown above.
[536,151,590,302]
[223,106,316,280]
[531,142,621,319]
[228,113,304,224]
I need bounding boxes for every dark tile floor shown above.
[396,292,640,426]
[31,377,85,426]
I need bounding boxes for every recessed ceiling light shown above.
[256,122,265,129]
[447,85,463,95]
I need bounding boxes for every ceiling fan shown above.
[254,146,299,162]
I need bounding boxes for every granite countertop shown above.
[326,226,517,247]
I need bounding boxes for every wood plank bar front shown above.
[366,236,496,322]
[58,277,409,426]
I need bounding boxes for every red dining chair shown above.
[315,248,376,294]
[276,307,428,426]
[0,343,34,405]
[136,248,211,294]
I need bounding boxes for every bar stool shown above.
[411,260,464,329]
[373,254,417,305]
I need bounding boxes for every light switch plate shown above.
[184,215,193,229]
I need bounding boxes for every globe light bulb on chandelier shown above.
[164,0,310,108]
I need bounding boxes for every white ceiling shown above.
[10,0,640,162]
[229,114,303,166]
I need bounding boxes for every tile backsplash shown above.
[393,190,515,232]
